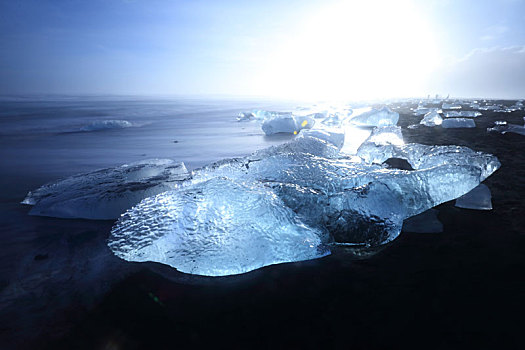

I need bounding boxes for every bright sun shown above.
[255,0,439,101]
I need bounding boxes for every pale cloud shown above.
[428,46,525,98]
[480,25,510,41]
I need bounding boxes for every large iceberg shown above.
[349,107,399,127]
[22,159,190,220]
[108,132,500,275]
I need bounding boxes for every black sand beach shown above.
[1,100,524,349]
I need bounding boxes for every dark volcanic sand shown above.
[5,101,525,349]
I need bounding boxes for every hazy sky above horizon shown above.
[1,0,524,100]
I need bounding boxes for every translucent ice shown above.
[420,110,443,126]
[261,114,315,135]
[402,209,443,233]
[442,102,462,110]
[357,142,500,181]
[455,184,492,210]
[321,110,353,126]
[108,177,328,277]
[237,112,255,121]
[487,122,525,136]
[349,107,399,127]
[444,111,482,118]
[81,120,133,131]
[441,118,476,128]
[22,159,190,219]
[299,128,345,149]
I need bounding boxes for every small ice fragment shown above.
[356,126,404,163]
[455,184,492,210]
[442,103,462,110]
[349,107,399,127]
[402,209,443,233]
[81,120,133,131]
[487,122,525,136]
[441,118,476,128]
[261,114,314,135]
[444,111,482,118]
[237,112,255,121]
[420,110,443,126]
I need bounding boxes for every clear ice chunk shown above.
[356,126,404,163]
[455,183,492,210]
[420,110,443,126]
[237,112,255,121]
[261,114,315,135]
[22,159,190,220]
[487,122,525,136]
[349,107,399,127]
[444,111,482,118]
[299,128,345,149]
[402,209,443,233]
[80,120,133,131]
[441,118,476,128]
[108,177,329,277]
[442,103,462,110]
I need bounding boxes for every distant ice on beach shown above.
[80,119,133,131]
[442,118,476,128]
[444,111,482,118]
[420,110,443,126]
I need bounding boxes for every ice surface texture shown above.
[444,111,482,118]
[349,107,399,127]
[22,159,190,219]
[261,114,314,135]
[420,110,443,126]
[455,184,492,210]
[109,133,500,275]
[108,177,328,277]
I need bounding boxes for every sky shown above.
[1,0,524,100]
